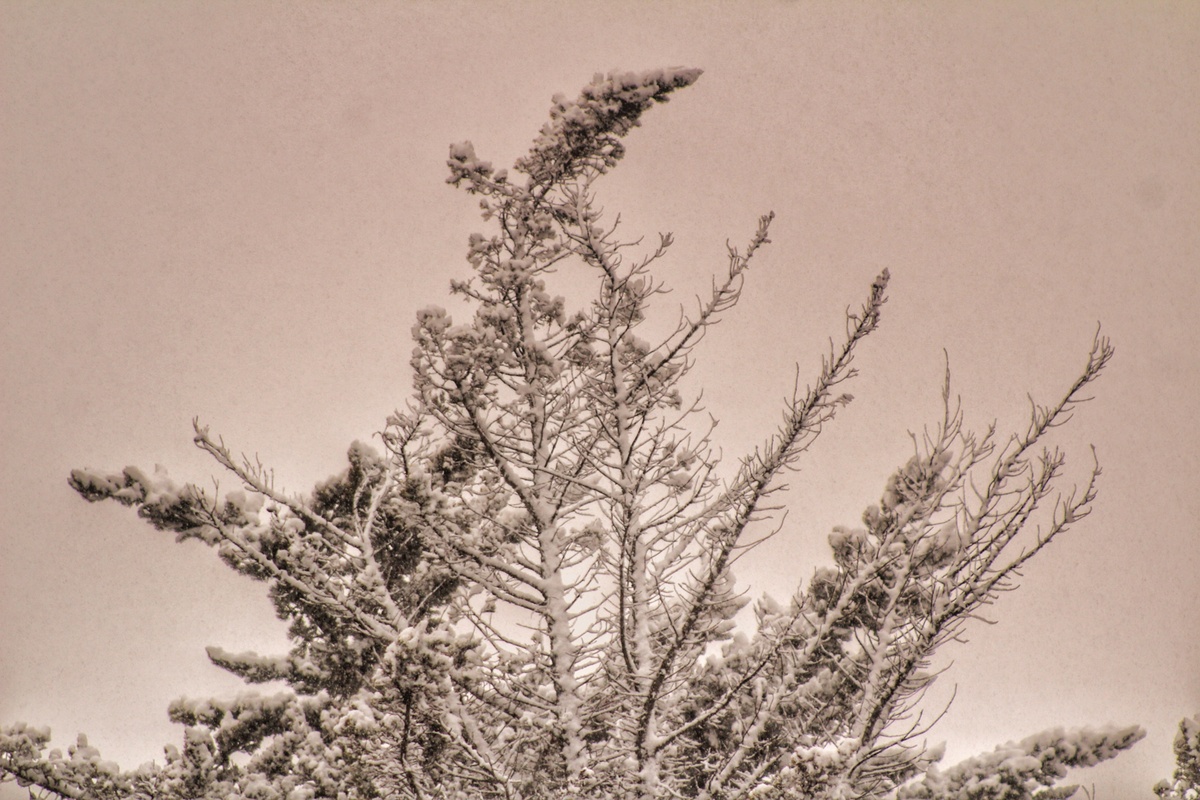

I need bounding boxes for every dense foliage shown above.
[2,69,1145,800]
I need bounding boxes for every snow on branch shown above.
[898,725,1145,800]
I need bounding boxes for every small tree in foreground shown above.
[1155,714,1200,800]
[1,68,1143,800]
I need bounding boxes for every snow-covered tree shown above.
[1,68,1142,800]
[1155,714,1200,800]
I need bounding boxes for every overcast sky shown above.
[2,3,1197,798]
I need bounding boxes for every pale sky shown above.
[1,3,1197,798]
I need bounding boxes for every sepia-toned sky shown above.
[2,3,1197,798]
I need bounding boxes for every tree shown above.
[1,68,1143,800]
[1155,714,1200,800]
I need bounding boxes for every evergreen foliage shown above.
[1155,714,1200,800]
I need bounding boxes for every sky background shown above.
[2,3,1197,798]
